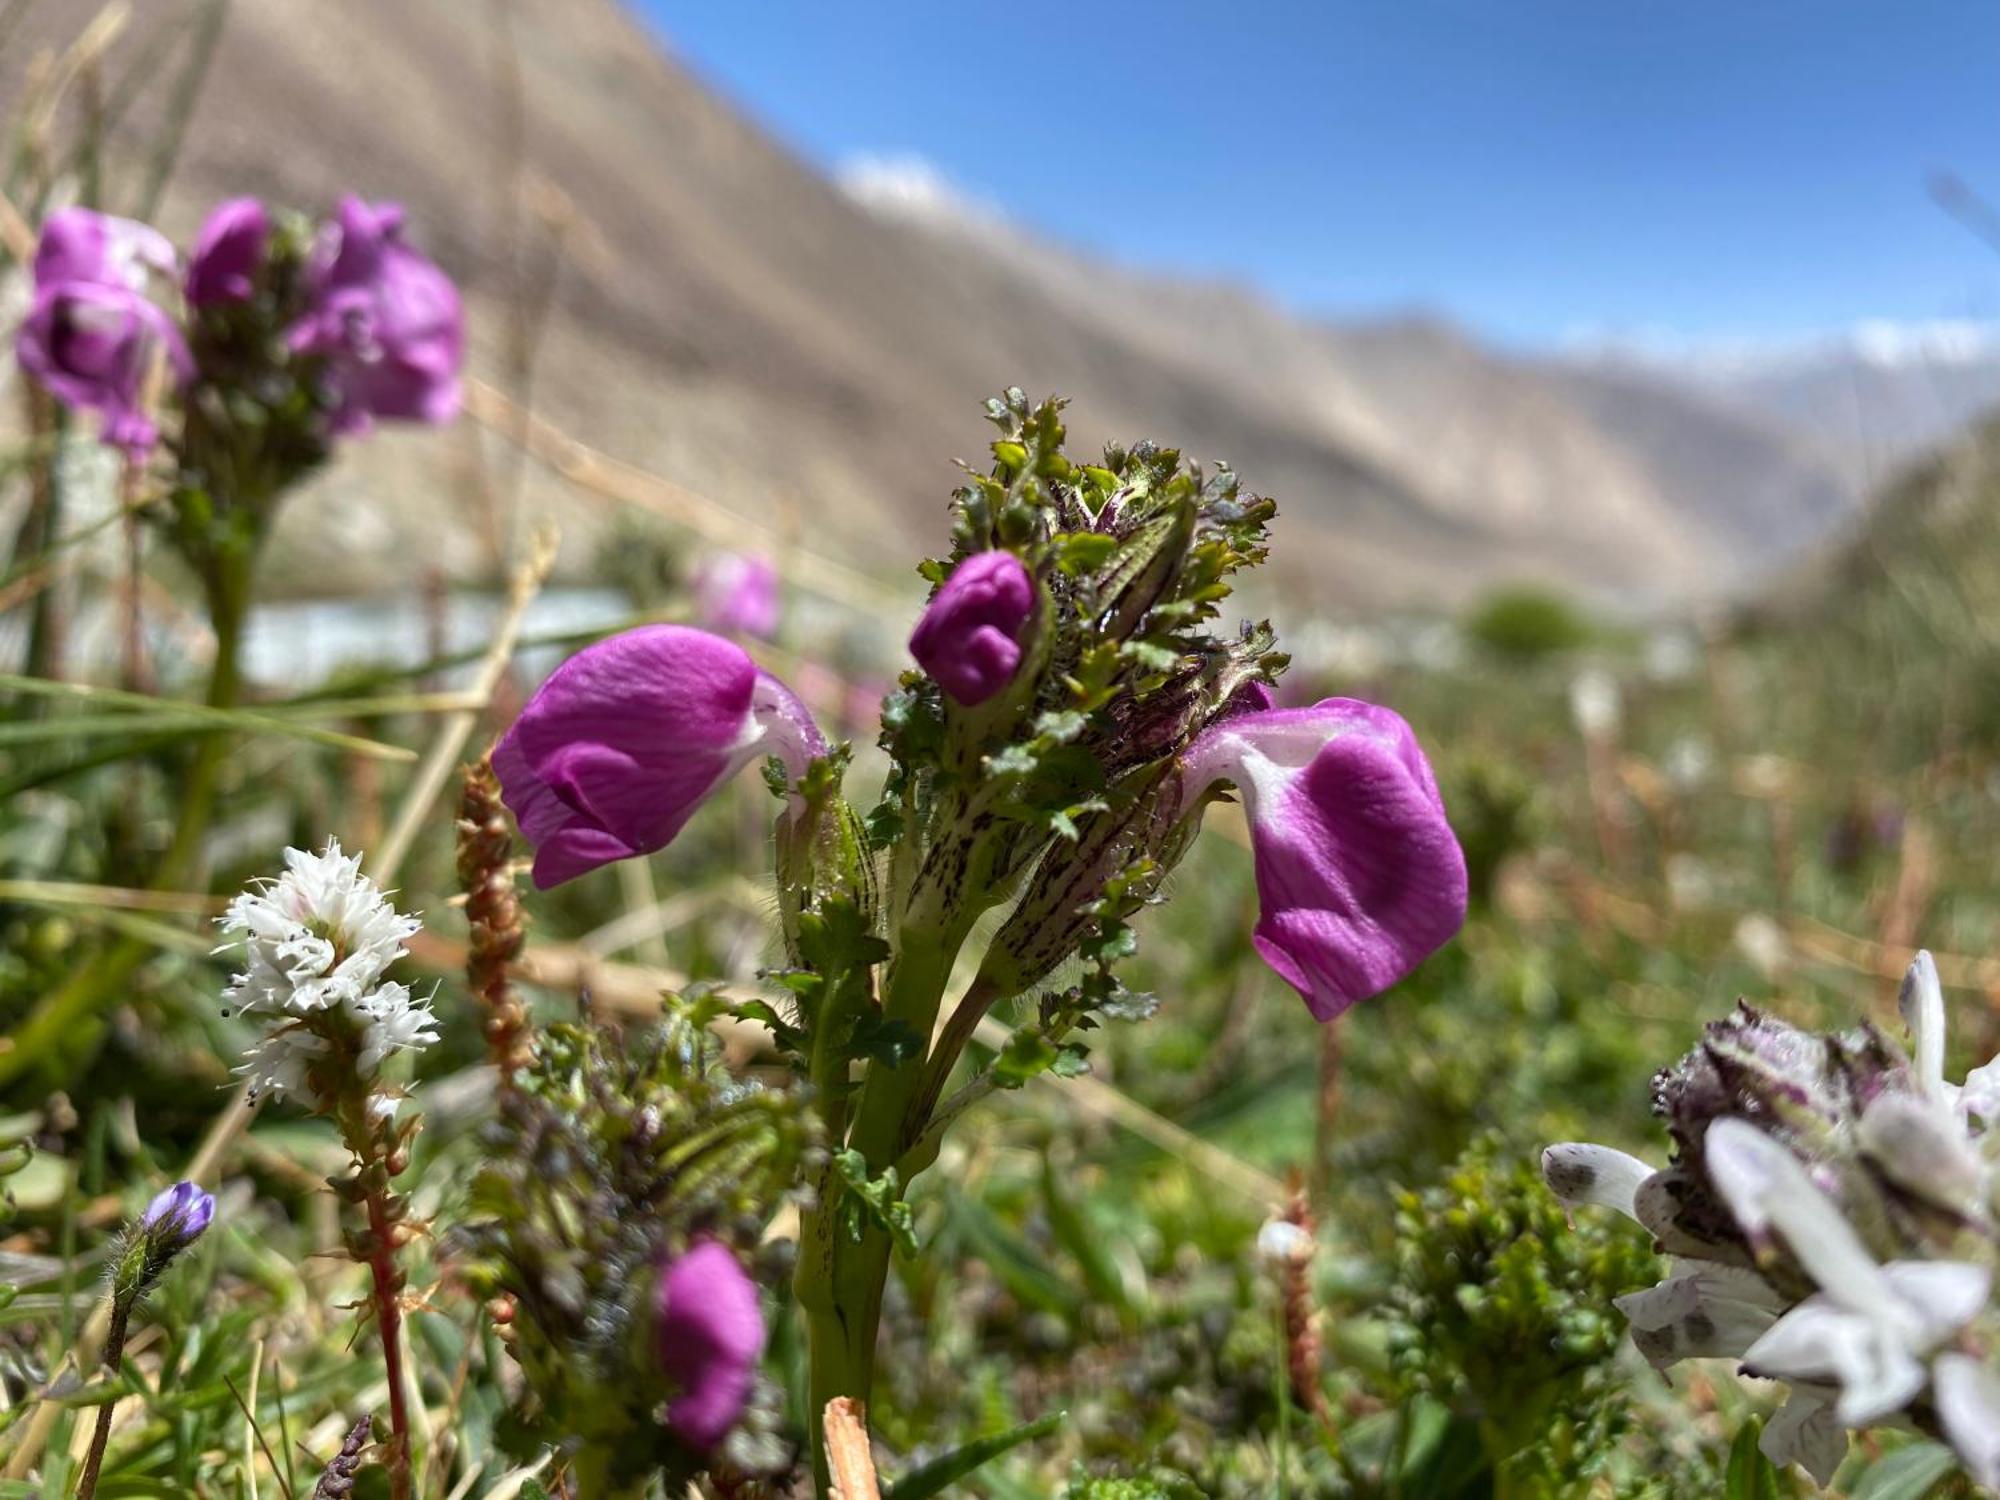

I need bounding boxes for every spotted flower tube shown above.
[494,624,827,888]
[1543,951,2000,1488]
[1177,697,1469,1019]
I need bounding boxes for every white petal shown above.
[1961,1056,2000,1126]
[1899,950,1947,1103]
[1935,1353,2000,1490]
[1859,1092,1984,1210]
[1541,1143,1654,1220]
[1613,1261,1784,1367]
[1742,1299,1928,1425]
[1705,1119,1890,1313]
[1878,1261,1991,1342]
[1760,1385,1847,1487]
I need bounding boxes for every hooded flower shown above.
[289,196,463,434]
[184,197,269,306]
[691,551,780,638]
[1176,697,1467,1019]
[18,208,188,457]
[494,624,827,888]
[909,548,1035,705]
[654,1240,767,1450]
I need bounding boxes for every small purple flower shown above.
[17,280,190,457]
[909,549,1036,705]
[289,197,463,435]
[654,1240,766,1449]
[691,552,780,639]
[1178,697,1467,1020]
[31,207,174,293]
[494,624,826,888]
[140,1180,215,1252]
[184,198,269,306]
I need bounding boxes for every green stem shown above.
[0,557,248,1090]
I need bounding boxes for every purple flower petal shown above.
[33,208,175,293]
[494,625,825,888]
[16,281,191,458]
[909,549,1035,705]
[655,1241,766,1449]
[290,197,463,435]
[1180,697,1467,1019]
[185,198,269,306]
[141,1180,215,1248]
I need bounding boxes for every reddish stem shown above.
[365,1188,413,1500]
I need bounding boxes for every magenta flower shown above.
[185,198,269,306]
[691,552,781,638]
[654,1241,766,1449]
[17,281,190,457]
[289,197,463,435]
[32,207,174,293]
[493,624,826,888]
[909,549,1035,705]
[1179,697,1467,1020]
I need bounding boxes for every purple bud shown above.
[16,280,192,457]
[289,196,463,435]
[691,552,780,639]
[494,625,826,888]
[140,1180,215,1251]
[909,549,1035,705]
[1178,697,1468,1019]
[185,198,269,306]
[654,1241,766,1450]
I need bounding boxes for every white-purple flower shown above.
[289,197,463,435]
[909,549,1036,706]
[494,624,827,888]
[140,1180,215,1252]
[1176,697,1467,1019]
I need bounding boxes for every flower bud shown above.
[654,1240,766,1450]
[185,197,270,306]
[909,549,1035,706]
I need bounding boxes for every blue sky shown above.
[641,3,2000,350]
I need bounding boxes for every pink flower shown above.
[909,549,1035,705]
[1179,697,1467,1020]
[17,208,188,457]
[654,1241,766,1449]
[17,281,190,457]
[493,625,826,888]
[184,198,269,306]
[691,552,780,638]
[289,197,462,435]
[32,207,174,293]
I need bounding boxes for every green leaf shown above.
[833,1150,918,1258]
[886,1410,1064,1499]
[849,1014,924,1068]
[1849,1442,1959,1500]
[1724,1420,1781,1500]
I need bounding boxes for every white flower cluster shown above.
[1545,952,2000,1489]
[218,841,436,1103]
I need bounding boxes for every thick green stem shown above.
[0,559,249,1089]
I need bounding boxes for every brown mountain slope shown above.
[19,0,1860,611]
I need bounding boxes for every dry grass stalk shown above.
[822,1397,880,1500]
